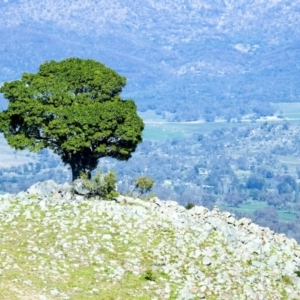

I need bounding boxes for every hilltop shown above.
[0,180,300,299]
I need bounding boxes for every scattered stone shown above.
[0,181,300,299]
[27,180,58,197]
[72,179,91,195]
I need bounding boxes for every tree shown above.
[133,176,154,197]
[0,58,144,180]
[223,193,243,207]
[246,175,265,190]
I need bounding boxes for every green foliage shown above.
[0,58,144,180]
[141,269,157,282]
[185,202,195,210]
[81,170,119,200]
[133,176,154,197]
[281,275,293,285]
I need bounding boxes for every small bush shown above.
[142,269,157,281]
[81,170,119,200]
[282,275,293,285]
[185,202,195,210]
[133,176,154,197]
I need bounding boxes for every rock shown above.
[3,180,300,298]
[72,179,90,195]
[244,239,262,255]
[58,182,73,193]
[113,266,125,279]
[227,216,236,225]
[203,257,212,265]
[206,217,227,231]
[27,180,58,197]
[212,205,220,212]
[177,284,196,300]
[187,206,209,216]
[237,217,252,226]
[102,234,112,240]
[195,270,205,280]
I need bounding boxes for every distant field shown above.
[221,201,267,215]
[162,122,241,134]
[143,122,243,140]
[272,102,300,120]
[276,155,300,173]
[143,126,185,140]
[234,169,251,179]
[138,110,164,122]
[221,201,297,222]
[143,121,246,140]
[278,210,297,221]
[141,108,294,141]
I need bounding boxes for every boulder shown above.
[27,180,58,197]
[72,179,91,195]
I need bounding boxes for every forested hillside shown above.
[1,0,300,120]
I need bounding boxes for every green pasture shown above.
[140,107,300,141]
[276,155,300,173]
[221,201,297,221]
[138,110,164,122]
[272,102,300,114]
[278,210,297,221]
[234,169,252,179]
[284,113,300,119]
[143,126,186,140]
[163,122,240,134]
[221,201,267,215]
[143,121,245,140]
[272,102,300,120]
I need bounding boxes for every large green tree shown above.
[0,58,144,180]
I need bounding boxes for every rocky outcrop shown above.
[0,180,299,299]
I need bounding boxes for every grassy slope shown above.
[0,196,298,299]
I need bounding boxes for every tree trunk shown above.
[70,160,85,181]
[68,152,97,181]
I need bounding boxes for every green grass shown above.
[143,125,185,140]
[284,113,300,119]
[221,201,297,221]
[163,122,241,134]
[278,210,297,221]
[272,102,300,114]
[221,201,267,214]
[0,197,298,299]
[143,122,246,140]
[0,200,182,299]
[138,110,164,122]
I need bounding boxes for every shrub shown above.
[81,170,119,200]
[133,176,154,198]
[185,202,195,210]
[142,269,157,281]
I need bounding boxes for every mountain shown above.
[1,0,300,118]
[1,179,300,299]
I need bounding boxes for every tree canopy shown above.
[0,58,144,180]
